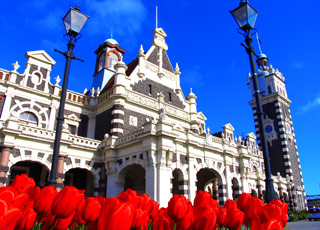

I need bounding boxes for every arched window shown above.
[19,112,38,127]
[108,52,119,70]
[97,53,106,72]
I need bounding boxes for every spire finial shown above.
[156,6,158,29]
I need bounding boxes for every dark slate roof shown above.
[126,58,138,76]
[147,48,174,73]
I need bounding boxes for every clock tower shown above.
[248,53,306,210]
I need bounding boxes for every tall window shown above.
[19,112,38,127]
[108,52,119,70]
[97,53,106,72]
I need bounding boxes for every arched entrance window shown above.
[19,112,38,127]
[172,169,184,195]
[118,164,145,195]
[251,189,258,197]
[64,168,95,197]
[9,161,49,187]
[196,168,223,204]
[232,178,240,201]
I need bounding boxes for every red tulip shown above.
[237,193,251,212]
[0,203,22,230]
[244,196,263,225]
[136,193,153,215]
[97,197,134,230]
[74,198,86,227]
[53,212,76,230]
[33,186,57,216]
[149,200,160,220]
[117,188,138,204]
[81,197,102,223]
[15,208,37,230]
[51,186,85,219]
[10,174,35,194]
[176,201,194,230]
[217,207,227,226]
[153,208,174,230]
[194,204,217,230]
[131,208,149,229]
[263,218,283,230]
[224,199,237,211]
[225,207,244,230]
[194,190,218,209]
[167,195,188,221]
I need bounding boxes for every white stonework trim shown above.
[256,127,259,131]
[283,154,290,159]
[281,141,288,145]
[284,161,291,166]
[111,128,124,133]
[255,122,258,125]
[278,121,284,126]
[282,148,289,152]
[280,134,287,139]
[279,127,285,132]
[112,110,125,115]
[286,169,293,173]
[276,109,281,113]
[277,115,283,119]
[254,115,257,119]
[256,133,260,137]
[111,119,124,124]
[275,102,280,106]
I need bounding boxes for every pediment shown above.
[223,123,235,131]
[197,112,207,121]
[246,132,256,139]
[26,50,56,66]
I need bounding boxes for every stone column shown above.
[188,157,197,202]
[99,163,106,197]
[56,155,65,191]
[288,187,294,210]
[279,186,284,202]
[145,164,157,201]
[0,146,13,187]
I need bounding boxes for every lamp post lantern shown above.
[230,0,277,203]
[48,5,89,186]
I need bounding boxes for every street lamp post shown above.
[230,0,276,203]
[48,5,89,186]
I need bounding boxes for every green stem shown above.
[173,222,176,230]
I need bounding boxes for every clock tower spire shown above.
[248,53,306,210]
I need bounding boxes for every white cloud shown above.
[84,0,147,37]
[300,95,320,113]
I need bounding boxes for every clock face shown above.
[265,125,273,133]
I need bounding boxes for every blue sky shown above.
[1,0,319,195]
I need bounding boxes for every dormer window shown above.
[108,52,119,70]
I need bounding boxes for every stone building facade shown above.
[0,28,300,208]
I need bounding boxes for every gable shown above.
[146,48,174,73]
[26,50,56,66]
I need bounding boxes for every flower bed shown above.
[0,174,288,230]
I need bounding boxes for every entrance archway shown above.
[232,178,240,201]
[9,161,49,187]
[251,189,258,197]
[172,169,184,195]
[64,168,95,197]
[196,168,223,203]
[118,164,145,195]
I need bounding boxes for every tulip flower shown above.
[15,208,37,230]
[131,208,149,229]
[81,197,102,223]
[194,204,217,230]
[10,174,35,194]
[176,201,194,230]
[98,197,134,230]
[225,207,244,230]
[237,193,251,212]
[217,207,227,226]
[224,199,237,211]
[0,201,22,230]
[153,208,174,230]
[194,190,218,210]
[167,195,188,221]
[33,186,57,216]
[51,186,85,219]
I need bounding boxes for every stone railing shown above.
[17,124,56,139]
[61,90,90,106]
[0,69,10,81]
[68,134,101,149]
[115,129,146,146]
[98,88,113,104]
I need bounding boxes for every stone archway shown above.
[172,169,184,195]
[64,168,95,197]
[9,161,49,187]
[232,178,240,201]
[196,168,224,204]
[118,164,145,195]
[251,189,258,197]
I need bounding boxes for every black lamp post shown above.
[48,5,89,186]
[230,0,276,203]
